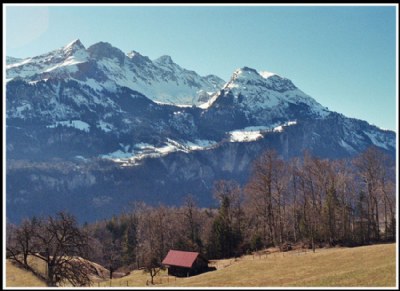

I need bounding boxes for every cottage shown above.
[162,250,209,277]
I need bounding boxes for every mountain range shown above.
[6,39,396,223]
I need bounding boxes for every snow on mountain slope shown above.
[101,138,219,167]
[6,40,225,106]
[364,130,395,150]
[228,121,298,142]
[203,67,330,119]
[99,120,300,167]
[6,40,395,166]
[6,39,89,81]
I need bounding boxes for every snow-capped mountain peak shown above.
[63,39,86,56]
[87,41,126,63]
[203,66,330,121]
[227,67,262,86]
[6,40,89,82]
[225,67,297,92]
[6,39,225,106]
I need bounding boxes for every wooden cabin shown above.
[162,250,209,277]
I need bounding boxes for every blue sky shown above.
[5,4,398,131]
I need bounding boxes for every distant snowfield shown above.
[153,100,192,108]
[229,129,265,142]
[229,121,297,142]
[95,57,223,106]
[100,121,298,166]
[101,138,218,167]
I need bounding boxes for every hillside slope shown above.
[160,243,396,287]
[5,244,396,287]
[6,260,46,287]
[5,256,111,288]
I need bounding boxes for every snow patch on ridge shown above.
[229,130,263,142]
[101,138,218,166]
[228,121,297,142]
[259,71,276,79]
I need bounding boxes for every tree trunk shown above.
[366,197,371,243]
[47,264,56,287]
[374,197,380,241]
[384,196,388,240]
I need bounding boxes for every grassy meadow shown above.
[159,243,397,287]
[6,243,397,288]
[6,260,46,287]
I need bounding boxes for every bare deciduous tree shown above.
[245,150,284,248]
[354,147,387,242]
[30,212,91,287]
[6,219,39,269]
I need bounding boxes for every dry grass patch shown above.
[6,255,111,287]
[6,243,396,288]
[6,260,46,287]
[96,268,171,287]
[160,243,396,287]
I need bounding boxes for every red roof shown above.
[162,250,200,268]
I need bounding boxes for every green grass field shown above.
[6,243,397,287]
